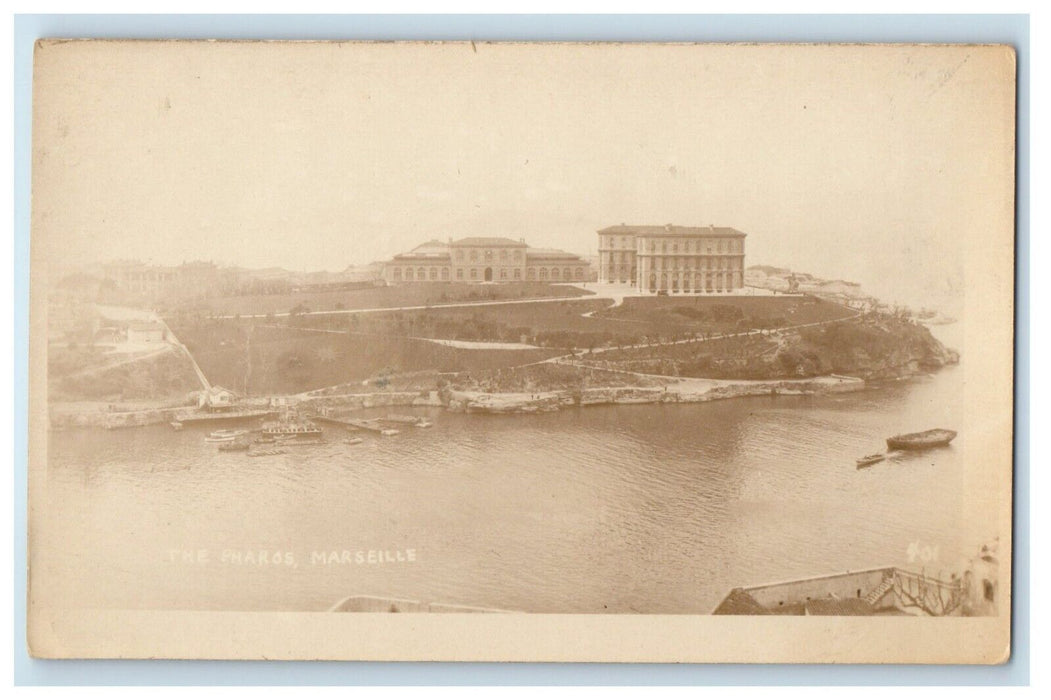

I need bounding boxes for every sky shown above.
[32,41,1015,311]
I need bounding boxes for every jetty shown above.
[173,408,275,425]
[711,566,977,617]
[313,415,392,434]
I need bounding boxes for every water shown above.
[37,327,994,614]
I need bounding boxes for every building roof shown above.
[803,598,875,616]
[451,237,527,247]
[411,239,450,253]
[711,589,771,615]
[392,240,452,261]
[598,224,747,238]
[525,248,587,261]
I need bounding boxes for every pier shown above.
[313,415,390,433]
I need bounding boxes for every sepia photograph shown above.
[26,39,1016,663]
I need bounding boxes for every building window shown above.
[485,250,493,262]
[418,267,426,280]
[456,268,464,280]
[552,268,560,280]
[470,250,478,262]
[441,268,449,280]
[430,268,438,280]
[499,249,507,261]
[527,268,536,280]
[393,268,402,281]
[514,269,521,280]
[470,268,478,280]
[539,268,548,280]
[575,267,582,279]
[563,268,570,280]
[406,268,414,281]
[500,269,508,279]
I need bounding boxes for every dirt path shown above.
[61,345,174,379]
[536,301,863,369]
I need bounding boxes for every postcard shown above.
[27,40,1015,662]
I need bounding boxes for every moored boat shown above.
[344,437,364,445]
[218,439,251,452]
[886,429,957,451]
[261,411,323,437]
[385,414,423,425]
[856,453,885,468]
[204,429,248,443]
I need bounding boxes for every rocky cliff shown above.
[789,315,959,380]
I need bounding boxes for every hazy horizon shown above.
[35,42,1013,313]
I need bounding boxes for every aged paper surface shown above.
[28,40,1015,662]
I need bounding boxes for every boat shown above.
[380,428,400,436]
[856,453,885,468]
[280,436,326,446]
[886,429,957,451]
[169,421,184,431]
[261,411,323,438]
[218,439,251,452]
[248,448,287,457]
[344,437,364,445]
[384,414,432,428]
[385,414,424,425]
[204,429,249,443]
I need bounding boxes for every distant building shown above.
[382,237,590,284]
[597,224,747,293]
[101,260,221,301]
[126,321,167,344]
[197,385,238,410]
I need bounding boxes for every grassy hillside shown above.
[167,282,592,317]
[171,321,561,395]
[49,346,201,402]
[588,314,957,381]
[596,295,854,333]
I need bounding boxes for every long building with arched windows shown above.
[597,224,747,293]
[382,237,591,285]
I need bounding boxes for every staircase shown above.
[864,574,895,606]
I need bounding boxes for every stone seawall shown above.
[50,406,186,430]
[448,375,865,414]
[299,391,443,413]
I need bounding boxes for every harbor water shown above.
[37,327,995,614]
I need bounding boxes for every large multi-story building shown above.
[383,237,590,284]
[597,224,747,293]
[101,259,224,300]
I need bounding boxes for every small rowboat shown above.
[344,437,364,445]
[886,429,957,451]
[248,448,287,457]
[205,429,248,443]
[218,439,251,452]
[856,453,885,468]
